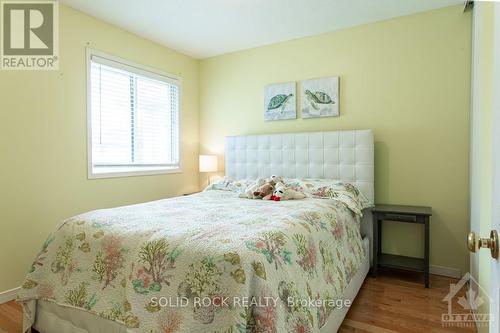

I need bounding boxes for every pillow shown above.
[203,177,252,193]
[284,179,370,216]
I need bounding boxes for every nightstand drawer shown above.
[383,213,416,222]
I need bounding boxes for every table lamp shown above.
[199,154,218,187]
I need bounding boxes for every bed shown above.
[17,129,374,333]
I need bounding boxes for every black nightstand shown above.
[371,204,432,288]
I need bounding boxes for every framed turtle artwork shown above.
[301,76,339,118]
[264,82,296,121]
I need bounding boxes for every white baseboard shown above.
[430,265,462,279]
[0,287,20,304]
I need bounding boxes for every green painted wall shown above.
[0,5,200,292]
[0,4,474,294]
[199,5,472,274]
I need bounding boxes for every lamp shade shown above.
[199,155,218,173]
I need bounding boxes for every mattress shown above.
[18,190,368,333]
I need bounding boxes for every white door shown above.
[469,2,500,332]
[491,4,500,332]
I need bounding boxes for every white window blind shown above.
[88,52,180,178]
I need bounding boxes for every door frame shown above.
[489,3,500,333]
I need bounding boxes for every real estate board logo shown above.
[442,272,493,328]
[1,0,58,70]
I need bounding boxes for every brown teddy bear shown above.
[252,175,282,200]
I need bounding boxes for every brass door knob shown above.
[468,230,499,259]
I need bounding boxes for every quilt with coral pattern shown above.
[18,189,365,333]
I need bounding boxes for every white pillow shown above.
[203,177,253,194]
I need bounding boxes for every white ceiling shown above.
[61,0,464,59]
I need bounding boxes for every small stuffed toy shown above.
[271,183,287,201]
[284,187,306,200]
[253,181,275,200]
[252,176,282,200]
[239,178,265,199]
[271,182,306,201]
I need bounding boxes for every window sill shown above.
[88,166,182,179]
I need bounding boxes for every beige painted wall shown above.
[0,5,200,292]
[199,5,472,273]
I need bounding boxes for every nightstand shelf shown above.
[372,204,432,288]
[378,254,424,272]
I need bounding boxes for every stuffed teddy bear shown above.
[239,176,284,200]
[239,178,265,199]
[252,175,282,200]
[271,182,306,201]
[253,181,275,200]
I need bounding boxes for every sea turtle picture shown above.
[304,90,335,111]
[264,82,296,121]
[267,93,294,112]
[301,76,339,118]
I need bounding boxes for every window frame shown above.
[86,48,182,179]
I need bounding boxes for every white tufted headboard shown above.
[225,130,374,205]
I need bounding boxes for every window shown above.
[87,50,180,178]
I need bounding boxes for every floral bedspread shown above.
[17,190,365,333]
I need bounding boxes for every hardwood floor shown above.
[0,269,476,333]
[339,269,477,333]
[0,300,21,333]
